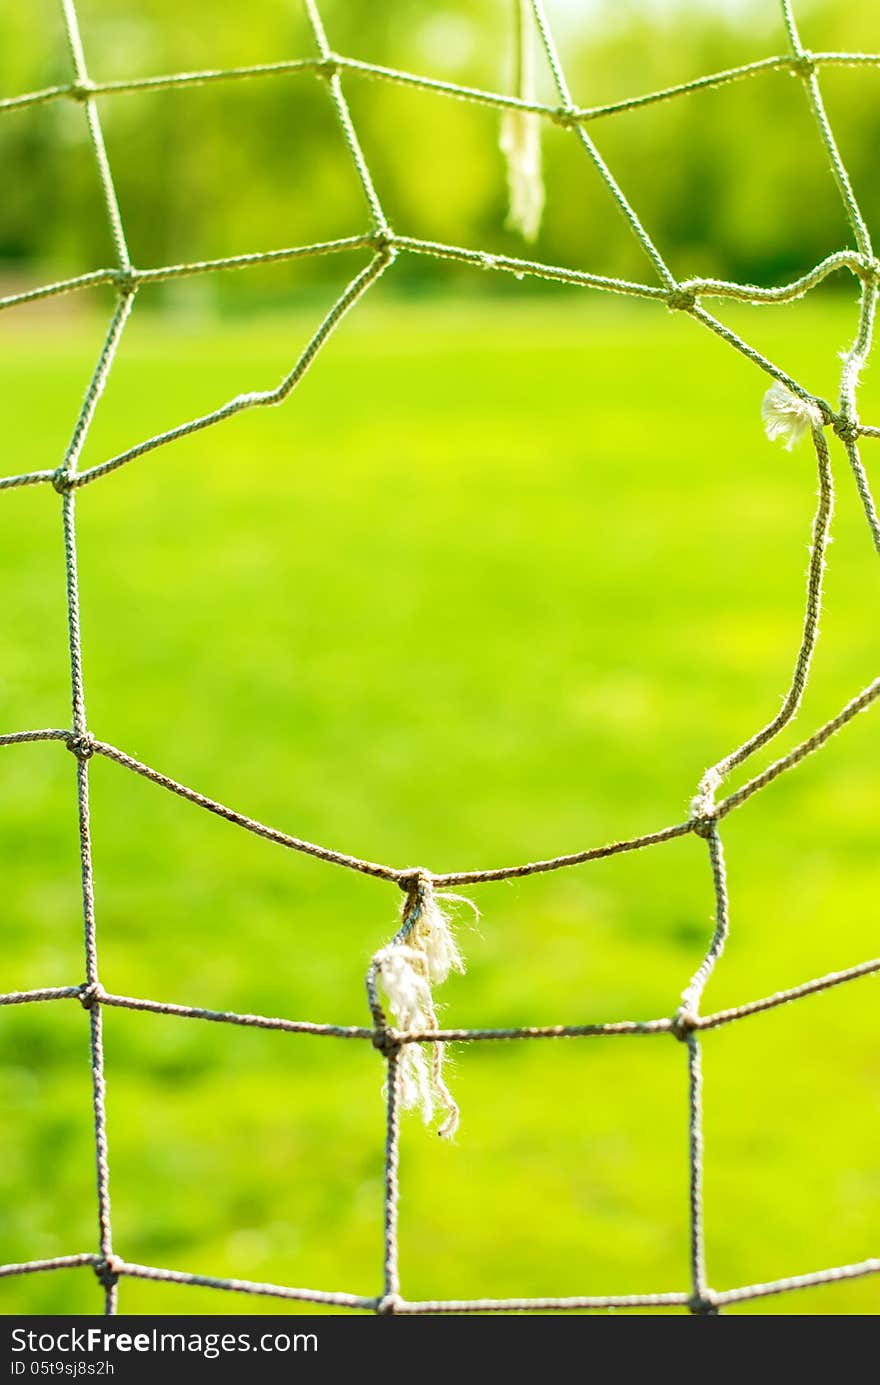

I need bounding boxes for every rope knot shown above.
[790,53,816,79]
[671,1006,699,1042]
[690,812,717,841]
[376,1292,402,1315]
[833,416,860,445]
[52,468,74,495]
[688,1292,719,1315]
[396,866,433,897]
[371,226,397,263]
[94,1254,122,1289]
[551,104,577,130]
[69,81,95,103]
[317,55,341,80]
[667,285,697,312]
[371,1026,402,1059]
[78,981,104,1010]
[114,269,138,296]
[66,731,95,761]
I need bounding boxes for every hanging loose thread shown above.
[501,0,545,242]
[368,873,470,1139]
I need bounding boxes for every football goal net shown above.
[0,0,878,1316]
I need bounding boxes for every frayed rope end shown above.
[501,0,545,244]
[501,110,544,243]
[762,383,822,451]
[372,885,471,1138]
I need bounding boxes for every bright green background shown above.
[0,292,877,1315]
[0,0,878,1320]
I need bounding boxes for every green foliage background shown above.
[0,1,878,1316]
[3,0,880,292]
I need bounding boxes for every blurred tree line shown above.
[2,0,879,303]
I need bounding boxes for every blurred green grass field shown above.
[0,283,878,1314]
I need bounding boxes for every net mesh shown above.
[1,0,879,1316]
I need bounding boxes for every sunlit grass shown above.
[0,290,877,1313]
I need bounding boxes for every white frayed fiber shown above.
[762,383,822,450]
[411,887,465,984]
[374,887,467,1139]
[501,0,544,242]
[375,945,436,1125]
